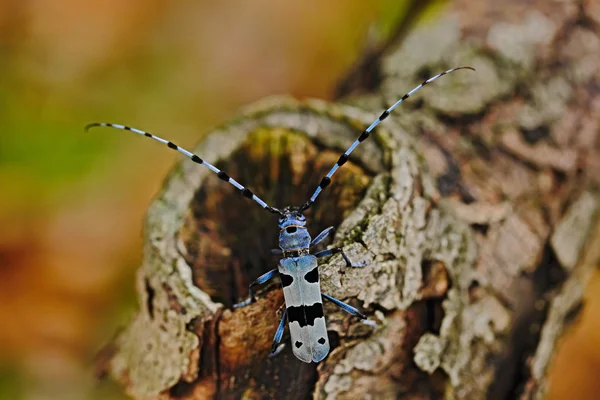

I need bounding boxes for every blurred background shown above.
[0,1,598,399]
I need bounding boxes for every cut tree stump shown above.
[98,0,600,398]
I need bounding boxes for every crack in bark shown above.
[489,243,567,399]
[212,309,223,400]
[145,279,156,319]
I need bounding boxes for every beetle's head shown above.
[278,207,310,251]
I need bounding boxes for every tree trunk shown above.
[98,0,600,398]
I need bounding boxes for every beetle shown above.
[87,66,473,362]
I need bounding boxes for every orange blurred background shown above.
[0,1,598,399]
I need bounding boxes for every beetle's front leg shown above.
[313,247,367,267]
[310,226,334,248]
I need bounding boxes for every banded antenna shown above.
[85,123,284,216]
[299,66,474,212]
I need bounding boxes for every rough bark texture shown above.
[99,0,600,399]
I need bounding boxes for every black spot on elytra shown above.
[318,337,326,345]
[287,303,324,327]
[280,273,294,288]
[304,267,319,283]
[295,341,303,348]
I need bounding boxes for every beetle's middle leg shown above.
[233,268,278,308]
[322,293,367,319]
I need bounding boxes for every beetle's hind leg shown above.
[269,307,288,357]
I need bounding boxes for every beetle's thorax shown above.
[278,207,311,257]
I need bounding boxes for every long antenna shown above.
[299,66,474,212]
[85,123,283,216]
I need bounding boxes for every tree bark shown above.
[98,0,600,398]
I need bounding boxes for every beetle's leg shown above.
[233,268,278,308]
[268,307,288,357]
[322,293,367,319]
[310,226,334,248]
[313,247,366,267]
